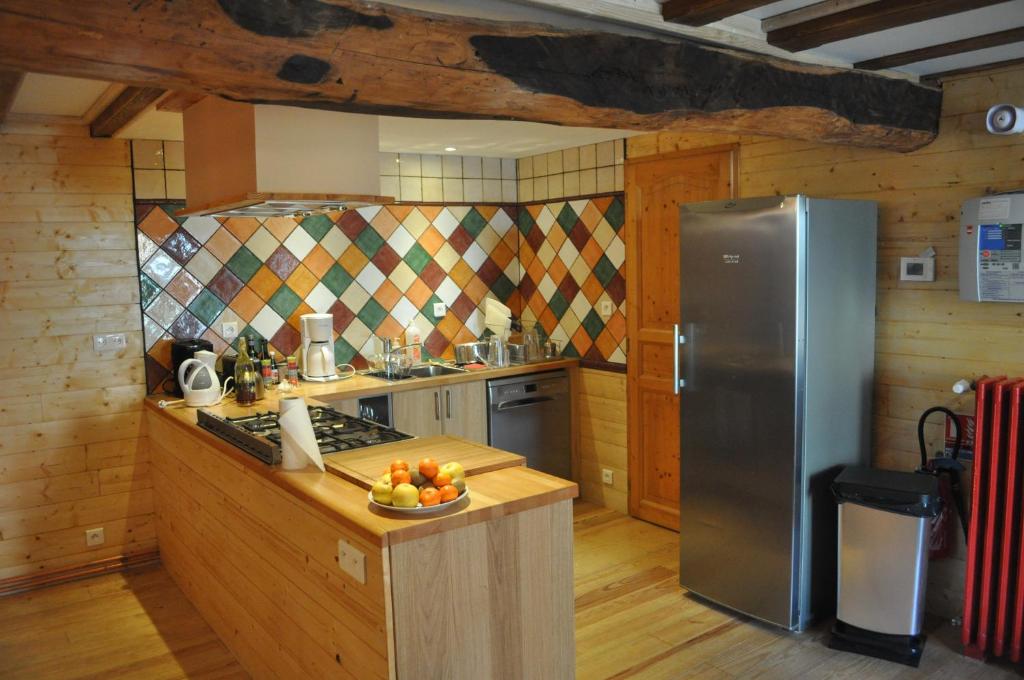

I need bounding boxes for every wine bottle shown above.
[234,336,259,405]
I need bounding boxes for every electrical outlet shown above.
[600,301,614,317]
[602,468,614,485]
[93,333,127,352]
[221,321,239,340]
[85,527,105,547]
[337,539,366,584]
[432,302,447,318]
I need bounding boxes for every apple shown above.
[392,483,420,508]
[371,480,393,505]
[440,461,465,480]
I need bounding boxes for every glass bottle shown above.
[234,336,259,405]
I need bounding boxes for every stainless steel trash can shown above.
[828,466,941,667]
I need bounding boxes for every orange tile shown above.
[323,210,344,223]
[138,208,178,244]
[502,229,519,250]
[286,265,317,298]
[547,257,568,286]
[475,205,498,220]
[405,278,433,308]
[373,280,403,310]
[580,201,603,230]
[594,328,617,360]
[539,307,558,337]
[582,273,604,304]
[229,286,263,322]
[526,258,545,285]
[418,205,443,223]
[201,327,228,355]
[303,244,334,278]
[546,227,567,252]
[452,326,477,345]
[526,204,543,219]
[386,204,414,223]
[517,242,535,268]
[438,345,455,361]
[448,259,474,289]
[580,238,603,268]
[150,336,173,368]
[505,291,523,317]
[528,292,546,317]
[418,225,445,255]
[376,315,403,340]
[436,313,462,340]
[463,275,488,302]
[591,195,613,214]
[223,217,261,243]
[248,266,283,302]
[371,208,399,239]
[605,310,626,342]
[264,217,298,242]
[572,325,593,355]
[205,229,242,263]
[287,302,315,332]
[338,244,370,276]
[491,241,514,269]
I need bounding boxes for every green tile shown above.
[581,309,605,340]
[357,298,388,330]
[354,227,385,258]
[419,293,443,321]
[321,263,353,297]
[561,341,580,359]
[187,289,226,327]
[334,336,358,364]
[460,207,487,238]
[604,196,625,231]
[140,274,161,309]
[403,242,431,275]
[593,254,618,287]
[491,273,516,301]
[517,208,535,235]
[556,203,578,234]
[267,285,302,319]
[160,203,188,226]
[226,245,262,283]
[300,214,334,242]
[232,326,261,351]
[548,290,569,320]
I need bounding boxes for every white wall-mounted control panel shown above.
[960,194,1024,302]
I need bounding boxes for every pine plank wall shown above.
[0,120,153,585]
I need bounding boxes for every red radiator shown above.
[962,376,1024,662]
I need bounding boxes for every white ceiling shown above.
[9,73,110,117]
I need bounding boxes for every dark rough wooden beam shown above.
[768,0,1008,52]
[90,86,165,137]
[0,69,23,125]
[855,27,1024,70]
[661,1,774,26]
[156,91,207,113]
[0,0,941,151]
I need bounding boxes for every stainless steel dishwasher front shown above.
[487,370,571,479]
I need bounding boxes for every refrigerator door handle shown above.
[674,323,686,394]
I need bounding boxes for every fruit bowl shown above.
[367,486,469,515]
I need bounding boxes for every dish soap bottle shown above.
[406,321,422,363]
[234,336,259,405]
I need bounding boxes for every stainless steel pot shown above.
[454,341,489,364]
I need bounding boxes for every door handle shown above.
[673,323,687,394]
[445,389,451,419]
[496,396,555,411]
[433,391,440,421]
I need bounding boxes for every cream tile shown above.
[563,170,580,197]
[615,164,624,191]
[163,141,185,170]
[399,176,422,202]
[501,158,517,180]
[380,175,400,202]
[547,150,563,175]
[421,154,442,178]
[532,153,548,177]
[579,168,597,195]
[165,170,186,199]
[518,178,533,203]
[597,166,615,193]
[517,156,533,180]
[399,153,422,176]
[562,147,580,172]
[483,178,502,202]
[462,156,483,179]
[533,177,548,201]
[547,174,564,200]
[482,157,501,179]
[502,179,518,203]
[614,138,625,164]
[133,169,165,199]
[422,177,443,202]
[596,140,615,167]
[463,178,483,203]
[379,152,400,176]
[579,144,597,170]
[441,155,461,179]
[132,140,164,169]
[442,177,464,202]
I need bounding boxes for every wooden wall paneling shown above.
[577,368,628,514]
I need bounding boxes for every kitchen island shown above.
[145,362,578,680]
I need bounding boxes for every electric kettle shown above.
[178,350,232,407]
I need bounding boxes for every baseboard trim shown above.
[0,550,162,598]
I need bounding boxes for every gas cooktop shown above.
[197,405,413,465]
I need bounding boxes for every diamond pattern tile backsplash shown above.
[137,196,624,393]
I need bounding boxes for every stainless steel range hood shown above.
[177,98,393,218]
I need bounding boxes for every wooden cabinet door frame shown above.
[392,386,444,438]
[625,145,737,529]
[441,381,488,444]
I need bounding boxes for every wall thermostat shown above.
[900,256,935,282]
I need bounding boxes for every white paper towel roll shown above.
[279,396,325,471]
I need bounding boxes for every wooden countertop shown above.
[144,359,578,547]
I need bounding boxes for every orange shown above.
[418,457,439,480]
[391,469,412,486]
[419,487,441,506]
[390,459,409,473]
[438,484,458,503]
[433,472,452,488]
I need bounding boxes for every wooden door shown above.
[441,381,488,444]
[392,387,443,437]
[626,147,736,530]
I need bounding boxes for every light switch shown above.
[93,333,127,352]
[433,302,447,318]
[600,301,614,317]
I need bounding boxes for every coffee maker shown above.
[300,313,338,381]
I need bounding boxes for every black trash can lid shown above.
[831,466,942,518]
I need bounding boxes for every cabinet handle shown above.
[445,390,451,419]
[434,392,440,421]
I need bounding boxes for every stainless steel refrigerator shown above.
[676,196,877,631]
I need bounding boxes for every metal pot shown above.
[454,341,489,364]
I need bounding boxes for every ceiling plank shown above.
[767,0,1009,53]
[0,69,24,126]
[661,1,774,26]
[156,91,206,113]
[89,86,165,137]
[923,57,1024,84]
[0,0,941,151]
[855,27,1024,70]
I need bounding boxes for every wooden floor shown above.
[0,501,1016,679]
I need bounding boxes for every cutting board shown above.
[324,436,525,489]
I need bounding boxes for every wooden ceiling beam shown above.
[923,57,1024,84]
[0,0,941,151]
[0,69,24,126]
[661,1,774,26]
[156,91,207,113]
[767,0,1008,52]
[855,27,1024,70]
[89,86,165,137]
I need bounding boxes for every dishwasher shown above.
[487,370,571,479]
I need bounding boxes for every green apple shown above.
[371,480,393,505]
[392,483,420,508]
[440,461,465,480]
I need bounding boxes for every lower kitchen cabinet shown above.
[393,381,487,444]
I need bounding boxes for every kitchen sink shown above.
[408,364,467,378]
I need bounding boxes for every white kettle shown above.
[178,350,231,407]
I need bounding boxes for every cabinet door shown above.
[392,387,443,437]
[441,381,488,444]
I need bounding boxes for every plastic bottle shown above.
[406,322,422,363]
